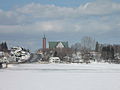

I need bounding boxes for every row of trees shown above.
[71,36,96,53]
[40,48,73,61]
[0,42,8,52]
[101,45,114,60]
[100,44,120,63]
[71,36,120,63]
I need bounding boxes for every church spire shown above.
[42,34,46,50]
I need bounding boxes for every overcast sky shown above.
[0,0,120,51]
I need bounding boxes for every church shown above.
[42,35,69,49]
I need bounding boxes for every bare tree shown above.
[71,36,96,63]
[71,43,82,52]
[81,36,96,52]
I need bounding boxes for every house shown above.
[49,41,68,49]
[0,51,4,57]
[10,46,30,63]
[72,52,83,63]
[89,51,101,62]
[0,56,9,68]
[63,56,71,63]
[49,57,61,63]
[114,53,120,63]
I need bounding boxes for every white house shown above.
[10,46,30,63]
[72,52,83,63]
[90,51,101,62]
[49,57,61,63]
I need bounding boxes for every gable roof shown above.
[49,41,68,49]
[56,42,64,48]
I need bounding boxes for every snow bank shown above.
[0,63,120,90]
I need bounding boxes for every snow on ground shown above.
[0,63,120,90]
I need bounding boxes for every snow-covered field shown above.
[0,63,120,90]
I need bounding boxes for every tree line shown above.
[0,42,8,52]
[72,37,120,63]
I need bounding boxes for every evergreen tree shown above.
[95,42,99,52]
[54,51,57,57]
[0,42,8,52]
[4,42,8,51]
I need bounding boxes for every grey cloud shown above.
[0,0,120,34]
[15,1,120,19]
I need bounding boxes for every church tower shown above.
[42,35,46,50]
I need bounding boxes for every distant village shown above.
[1,36,120,68]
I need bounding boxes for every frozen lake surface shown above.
[0,63,120,90]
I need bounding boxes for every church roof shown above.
[49,41,68,49]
